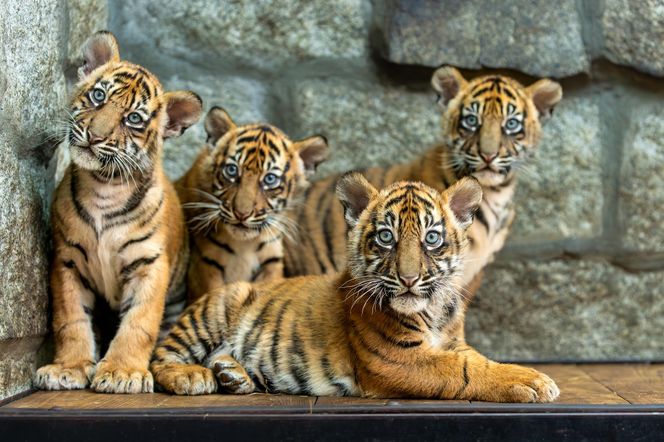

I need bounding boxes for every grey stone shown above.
[375,0,588,77]
[161,75,270,180]
[509,96,604,244]
[619,101,664,252]
[603,0,664,77]
[67,0,109,67]
[0,338,45,401]
[466,259,664,361]
[291,78,440,175]
[110,0,370,69]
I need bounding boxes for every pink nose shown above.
[481,153,498,164]
[88,131,104,144]
[399,274,419,288]
[234,209,252,222]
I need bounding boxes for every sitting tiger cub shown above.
[151,175,559,402]
[176,107,329,301]
[284,67,563,301]
[34,31,202,393]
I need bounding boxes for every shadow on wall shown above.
[2,0,664,401]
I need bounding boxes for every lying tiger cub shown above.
[34,31,202,393]
[176,107,329,302]
[151,175,559,402]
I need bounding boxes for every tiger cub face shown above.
[337,174,482,315]
[194,107,329,240]
[432,66,562,187]
[68,31,201,178]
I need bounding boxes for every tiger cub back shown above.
[152,175,558,403]
[34,31,202,394]
[284,67,562,296]
[176,107,329,302]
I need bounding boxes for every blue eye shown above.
[377,229,394,246]
[91,88,106,104]
[224,164,238,179]
[505,118,521,132]
[263,173,280,188]
[462,114,478,129]
[425,231,442,246]
[127,112,143,125]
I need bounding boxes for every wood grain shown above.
[4,364,663,410]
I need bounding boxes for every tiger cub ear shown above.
[527,79,563,122]
[204,107,236,146]
[294,135,329,175]
[162,91,203,139]
[79,31,120,81]
[445,177,483,230]
[431,66,467,107]
[336,173,377,228]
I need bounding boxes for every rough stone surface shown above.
[375,0,588,77]
[67,0,108,67]
[603,0,664,77]
[110,0,370,69]
[466,260,664,361]
[510,96,604,244]
[291,78,440,175]
[0,338,45,401]
[161,75,271,180]
[0,1,72,399]
[619,102,664,252]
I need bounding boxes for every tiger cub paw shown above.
[210,356,255,394]
[497,365,560,403]
[153,364,217,395]
[34,362,95,390]
[90,361,154,394]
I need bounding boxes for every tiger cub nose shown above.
[234,209,252,221]
[399,274,420,288]
[481,152,498,164]
[88,131,104,144]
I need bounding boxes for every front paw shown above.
[34,362,95,390]
[153,364,217,395]
[496,364,560,403]
[90,361,154,394]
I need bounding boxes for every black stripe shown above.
[269,300,291,375]
[207,235,235,254]
[70,169,95,232]
[170,327,199,363]
[188,312,214,355]
[241,289,259,309]
[120,254,160,281]
[474,207,490,231]
[289,323,310,394]
[119,228,157,253]
[103,175,153,220]
[241,298,278,361]
[201,256,225,275]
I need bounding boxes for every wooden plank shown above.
[3,390,314,412]
[580,363,664,404]
[532,364,628,405]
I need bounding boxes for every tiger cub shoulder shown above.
[177,107,329,301]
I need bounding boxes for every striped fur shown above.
[284,67,562,302]
[177,107,328,301]
[34,31,202,394]
[151,176,559,403]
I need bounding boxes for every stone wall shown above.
[2,0,664,400]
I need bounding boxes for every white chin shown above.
[223,223,261,240]
[471,169,507,187]
[389,295,429,315]
[70,145,102,170]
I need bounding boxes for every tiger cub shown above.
[34,31,202,394]
[151,175,559,403]
[284,67,562,296]
[177,107,329,302]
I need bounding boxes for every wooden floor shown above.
[3,363,664,411]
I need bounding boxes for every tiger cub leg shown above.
[435,346,559,403]
[91,259,169,393]
[207,353,255,394]
[34,262,97,390]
